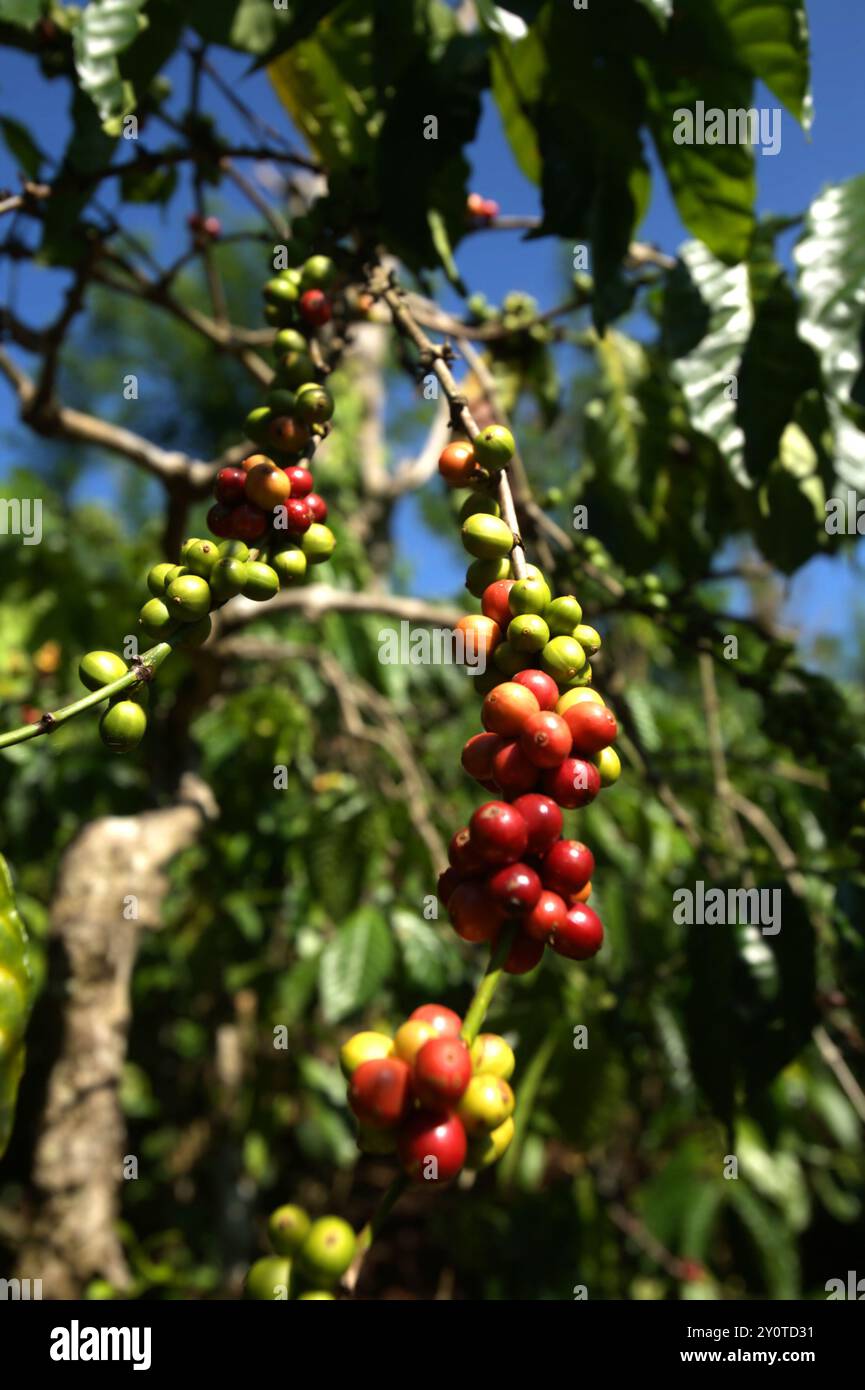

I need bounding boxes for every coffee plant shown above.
[0,0,864,1308]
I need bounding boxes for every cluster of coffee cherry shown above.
[341,1003,516,1183]
[467,191,500,223]
[436,426,620,970]
[246,1203,356,1301]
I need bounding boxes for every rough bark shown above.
[16,774,217,1297]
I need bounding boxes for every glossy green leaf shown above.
[318,906,395,1023]
[71,0,148,132]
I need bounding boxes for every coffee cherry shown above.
[246,463,292,510]
[242,561,280,602]
[491,739,539,795]
[301,523,336,562]
[99,699,147,752]
[541,635,587,683]
[306,493,328,523]
[299,288,332,326]
[218,539,249,561]
[268,1204,311,1256]
[563,701,617,756]
[455,614,500,665]
[166,574,211,621]
[185,540,220,578]
[481,681,539,737]
[449,880,503,943]
[209,556,247,599]
[393,1019,437,1064]
[572,880,592,903]
[414,1036,472,1109]
[519,710,571,769]
[264,275,300,308]
[79,650,128,691]
[436,866,463,907]
[239,452,273,474]
[297,1217,356,1287]
[438,440,477,486]
[229,503,269,541]
[301,254,336,289]
[206,503,235,539]
[245,406,273,446]
[461,513,514,560]
[145,562,175,597]
[555,687,605,716]
[173,615,212,649]
[549,903,604,960]
[487,861,542,913]
[542,839,594,896]
[508,577,549,616]
[245,1256,291,1300]
[544,594,583,635]
[267,387,298,415]
[139,597,176,638]
[593,745,622,786]
[510,793,563,854]
[295,383,334,425]
[272,547,308,583]
[513,668,559,710]
[457,1073,515,1133]
[573,623,602,656]
[469,800,529,864]
[460,494,500,523]
[500,928,545,974]
[448,825,481,874]
[473,424,515,469]
[493,642,532,678]
[285,465,313,497]
[279,498,312,534]
[274,327,308,356]
[461,731,504,782]
[466,1116,515,1170]
[470,1033,515,1080]
[297,1290,335,1300]
[275,349,316,389]
[270,415,311,454]
[507,614,550,652]
[214,466,248,506]
[465,557,511,596]
[523,889,568,942]
[481,579,515,627]
[398,1109,467,1183]
[339,1030,394,1077]
[410,1003,463,1038]
[541,757,601,809]
[348,1057,412,1128]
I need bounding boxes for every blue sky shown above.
[0,0,862,648]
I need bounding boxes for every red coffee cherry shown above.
[481,580,515,627]
[410,1004,463,1038]
[285,465,313,496]
[282,498,313,533]
[519,711,572,768]
[482,681,540,737]
[562,702,618,756]
[549,903,604,961]
[436,866,463,907]
[229,503,269,541]
[207,503,235,538]
[461,731,504,782]
[299,288,332,326]
[438,440,477,487]
[413,1037,472,1108]
[348,1057,412,1128]
[448,826,481,874]
[513,668,559,710]
[491,739,540,795]
[398,1109,467,1183]
[498,929,545,975]
[306,493,328,522]
[510,794,563,855]
[214,466,248,505]
[541,757,601,809]
[469,801,529,865]
[487,862,542,914]
[523,889,568,942]
[541,840,595,896]
[449,880,503,943]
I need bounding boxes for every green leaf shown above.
[794,175,865,489]
[318,906,395,1023]
[636,0,672,22]
[0,116,44,178]
[0,853,33,1158]
[490,27,543,184]
[712,0,811,128]
[392,908,459,996]
[0,0,43,27]
[71,0,148,132]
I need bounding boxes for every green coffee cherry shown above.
[459,493,500,524]
[565,662,593,689]
[209,557,247,600]
[297,1217,357,1288]
[99,699,147,753]
[461,514,513,560]
[297,1290,335,1300]
[272,547,307,583]
[267,387,297,416]
[268,1205,311,1257]
[245,406,274,446]
[473,424,515,470]
[147,562,177,597]
[541,636,587,683]
[276,350,316,389]
[465,557,510,597]
[573,624,601,656]
[79,650,128,691]
[173,615,212,649]
[244,1256,291,1301]
[242,561,280,602]
[545,595,583,635]
[166,574,212,621]
[301,523,336,563]
[218,540,249,562]
[139,598,176,639]
[264,276,299,307]
[301,254,336,290]
[180,538,202,561]
[524,565,552,607]
[508,614,550,652]
[508,577,548,616]
[184,540,220,578]
[294,382,334,424]
[274,328,308,357]
[493,642,530,676]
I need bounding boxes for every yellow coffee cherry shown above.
[555,687,605,716]
[467,1116,516,1169]
[393,1019,437,1065]
[338,1030,394,1078]
[470,1033,515,1080]
[457,1073,515,1134]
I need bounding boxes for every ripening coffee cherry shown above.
[167,574,212,621]
[214,466,248,506]
[573,624,602,656]
[393,1018,437,1064]
[508,577,549,616]
[413,1037,472,1107]
[246,463,292,511]
[465,557,511,597]
[544,594,583,635]
[541,636,587,683]
[500,929,545,975]
[339,1030,394,1077]
[206,503,235,539]
[510,793,563,855]
[455,614,500,665]
[242,561,280,602]
[481,579,515,627]
[461,731,504,783]
[449,880,503,943]
[438,440,477,487]
[398,1109,467,1183]
[513,668,559,710]
[209,556,247,600]
[301,523,336,562]
[541,757,601,809]
[593,745,621,786]
[523,889,568,942]
[306,493,328,523]
[300,254,336,290]
[549,903,604,960]
[270,415,311,454]
[185,540,220,578]
[297,1217,356,1287]
[457,1073,515,1133]
[491,739,539,795]
[299,288,332,326]
[228,503,268,541]
[295,382,334,424]
[99,699,147,752]
[79,650,128,690]
[244,1256,291,1300]
[461,513,514,560]
[482,681,540,737]
[507,614,550,652]
[410,1003,463,1038]
[281,497,313,534]
[285,465,313,497]
[348,1057,412,1128]
[268,1204,311,1256]
[466,1116,515,1170]
[239,452,273,474]
[519,711,572,768]
[469,800,529,865]
[470,1033,515,1080]
[555,687,605,716]
[542,840,595,896]
[563,702,617,756]
[487,861,542,913]
[139,597,176,638]
[473,424,515,470]
[272,547,308,583]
